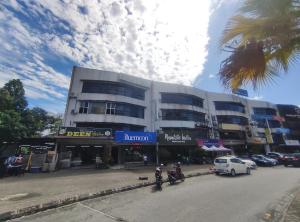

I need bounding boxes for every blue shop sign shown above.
[275,128,290,134]
[115,131,157,144]
[232,88,248,97]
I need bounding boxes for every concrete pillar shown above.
[104,144,112,164]
[264,144,271,154]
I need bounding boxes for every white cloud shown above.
[208,74,215,78]
[16,0,213,84]
[0,0,219,112]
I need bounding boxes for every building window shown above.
[90,102,106,114]
[78,100,144,119]
[214,101,245,113]
[161,109,205,122]
[219,131,246,140]
[217,115,249,126]
[161,93,203,108]
[82,81,145,100]
[253,108,277,116]
[106,102,116,115]
[79,101,89,114]
[255,120,281,128]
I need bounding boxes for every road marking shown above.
[78,202,128,222]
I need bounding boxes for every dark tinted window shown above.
[161,109,205,122]
[217,115,249,125]
[215,159,227,163]
[256,120,281,128]
[82,81,145,100]
[161,93,203,108]
[253,108,277,116]
[214,101,245,113]
[79,101,144,118]
[219,131,246,140]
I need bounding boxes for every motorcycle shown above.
[167,168,185,185]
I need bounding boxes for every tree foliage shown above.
[0,79,62,146]
[220,0,300,89]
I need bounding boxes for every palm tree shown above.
[219,0,300,89]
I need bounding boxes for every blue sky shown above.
[0,0,299,114]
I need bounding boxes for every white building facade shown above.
[61,67,291,164]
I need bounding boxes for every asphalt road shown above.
[11,167,300,222]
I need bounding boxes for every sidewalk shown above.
[0,164,212,214]
[284,189,300,222]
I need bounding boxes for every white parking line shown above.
[78,202,128,222]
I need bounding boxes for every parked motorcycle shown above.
[167,164,185,185]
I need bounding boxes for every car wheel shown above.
[284,164,288,167]
[230,169,236,177]
[246,168,251,175]
[215,172,220,176]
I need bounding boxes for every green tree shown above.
[219,0,300,89]
[0,110,27,140]
[2,79,27,111]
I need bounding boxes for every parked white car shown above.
[214,156,251,176]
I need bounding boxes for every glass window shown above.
[214,101,245,113]
[215,159,227,163]
[82,81,145,100]
[253,108,276,116]
[106,103,116,115]
[217,115,249,125]
[219,131,246,140]
[161,93,203,108]
[77,101,144,118]
[256,120,281,128]
[90,102,106,114]
[161,109,205,122]
[79,101,89,114]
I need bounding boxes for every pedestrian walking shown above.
[143,154,148,166]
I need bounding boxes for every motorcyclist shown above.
[155,166,162,180]
[175,162,183,178]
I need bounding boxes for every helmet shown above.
[156,167,161,172]
[177,162,181,166]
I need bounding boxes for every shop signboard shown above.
[285,140,300,146]
[232,88,248,97]
[265,128,274,144]
[275,128,290,134]
[220,123,242,131]
[115,131,157,144]
[158,129,197,145]
[59,127,112,139]
[196,139,223,147]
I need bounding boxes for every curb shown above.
[0,171,213,221]
[259,187,300,222]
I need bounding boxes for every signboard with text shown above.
[158,129,199,145]
[232,88,248,97]
[59,127,112,139]
[115,131,157,144]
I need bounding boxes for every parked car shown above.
[251,155,276,166]
[283,153,300,167]
[214,156,251,176]
[266,152,285,164]
[238,157,257,169]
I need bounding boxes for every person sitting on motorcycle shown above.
[155,167,162,179]
[175,162,182,176]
